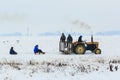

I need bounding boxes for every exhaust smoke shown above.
[72,20,93,34]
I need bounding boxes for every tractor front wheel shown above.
[75,45,86,54]
[94,48,101,54]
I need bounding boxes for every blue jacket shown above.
[34,45,39,53]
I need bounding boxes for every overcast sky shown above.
[0,0,120,35]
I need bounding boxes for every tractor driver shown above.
[78,35,83,42]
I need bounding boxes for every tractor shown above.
[59,35,101,54]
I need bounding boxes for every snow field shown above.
[0,54,120,80]
[0,35,120,80]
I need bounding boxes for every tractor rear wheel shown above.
[94,48,101,54]
[75,45,86,54]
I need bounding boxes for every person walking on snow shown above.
[34,45,45,54]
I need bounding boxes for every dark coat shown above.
[67,35,73,43]
[10,47,17,55]
[78,35,83,42]
[60,33,66,42]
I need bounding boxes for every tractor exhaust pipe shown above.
[91,34,93,42]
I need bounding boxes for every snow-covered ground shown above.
[0,35,120,80]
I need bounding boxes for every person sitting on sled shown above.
[34,45,45,54]
[9,47,17,55]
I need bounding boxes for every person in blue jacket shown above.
[34,45,45,54]
[9,47,17,55]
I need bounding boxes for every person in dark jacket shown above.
[59,33,66,51]
[67,34,73,43]
[67,34,73,52]
[9,47,17,55]
[60,33,66,42]
[34,45,45,54]
[78,35,83,42]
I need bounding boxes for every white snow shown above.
[0,35,120,80]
